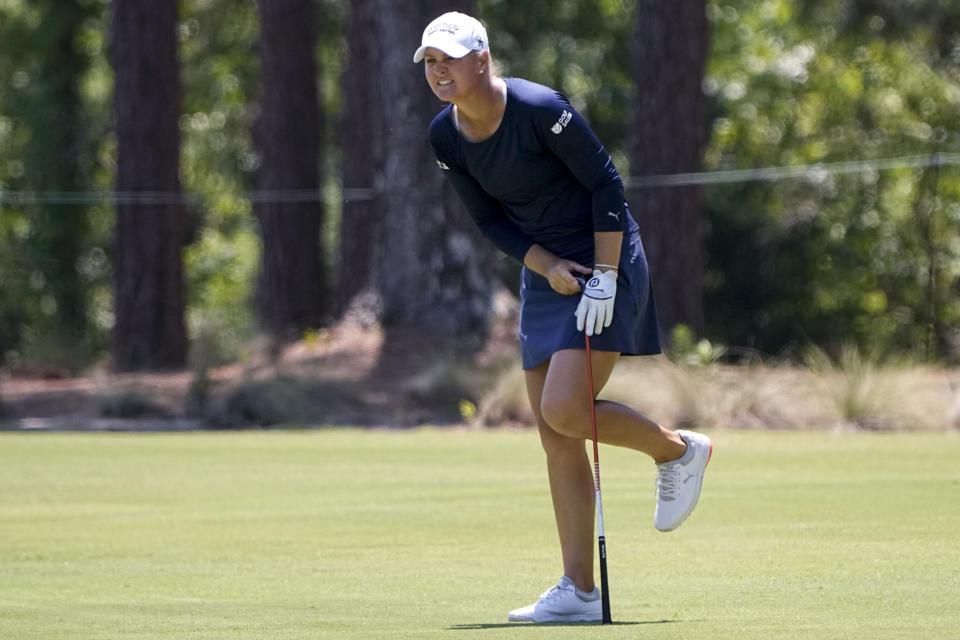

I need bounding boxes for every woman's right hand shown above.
[546,260,592,295]
[522,244,591,294]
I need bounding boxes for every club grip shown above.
[598,535,612,624]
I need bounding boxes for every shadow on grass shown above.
[449,619,679,630]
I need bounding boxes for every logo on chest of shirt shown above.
[550,110,572,134]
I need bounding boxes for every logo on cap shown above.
[427,22,460,36]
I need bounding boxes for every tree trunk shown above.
[110,0,187,371]
[352,0,496,346]
[629,0,710,335]
[253,0,325,337]
[338,0,382,316]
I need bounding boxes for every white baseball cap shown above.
[412,12,489,63]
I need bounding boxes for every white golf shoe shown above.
[654,429,713,532]
[507,576,602,623]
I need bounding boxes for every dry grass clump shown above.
[471,364,534,428]
[473,349,958,432]
[601,357,832,431]
[802,345,917,430]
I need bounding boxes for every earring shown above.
[479,69,485,75]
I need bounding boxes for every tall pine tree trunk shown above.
[110,0,187,371]
[348,0,495,347]
[629,0,710,335]
[253,0,325,337]
[338,0,382,316]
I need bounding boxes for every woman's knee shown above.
[539,391,589,439]
[537,419,585,459]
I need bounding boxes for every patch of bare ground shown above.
[1,299,957,432]
[0,296,519,431]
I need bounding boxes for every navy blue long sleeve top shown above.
[429,78,628,266]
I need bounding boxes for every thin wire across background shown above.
[0,153,956,206]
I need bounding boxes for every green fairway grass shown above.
[1,428,958,639]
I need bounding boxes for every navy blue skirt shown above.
[518,218,662,370]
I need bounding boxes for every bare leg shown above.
[524,348,687,594]
[525,361,596,593]
[539,349,686,463]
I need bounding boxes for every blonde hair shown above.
[475,50,500,78]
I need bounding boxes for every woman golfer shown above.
[415,12,713,623]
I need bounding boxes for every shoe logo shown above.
[550,109,572,134]
[681,470,695,484]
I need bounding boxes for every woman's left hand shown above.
[575,269,617,336]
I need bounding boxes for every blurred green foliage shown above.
[0,0,958,370]
[669,324,728,367]
[477,0,636,170]
[177,0,345,366]
[177,0,261,366]
[702,0,960,359]
[0,0,111,371]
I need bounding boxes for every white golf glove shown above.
[575,269,617,336]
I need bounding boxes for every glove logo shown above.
[576,269,617,335]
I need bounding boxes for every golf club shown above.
[584,331,612,624]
